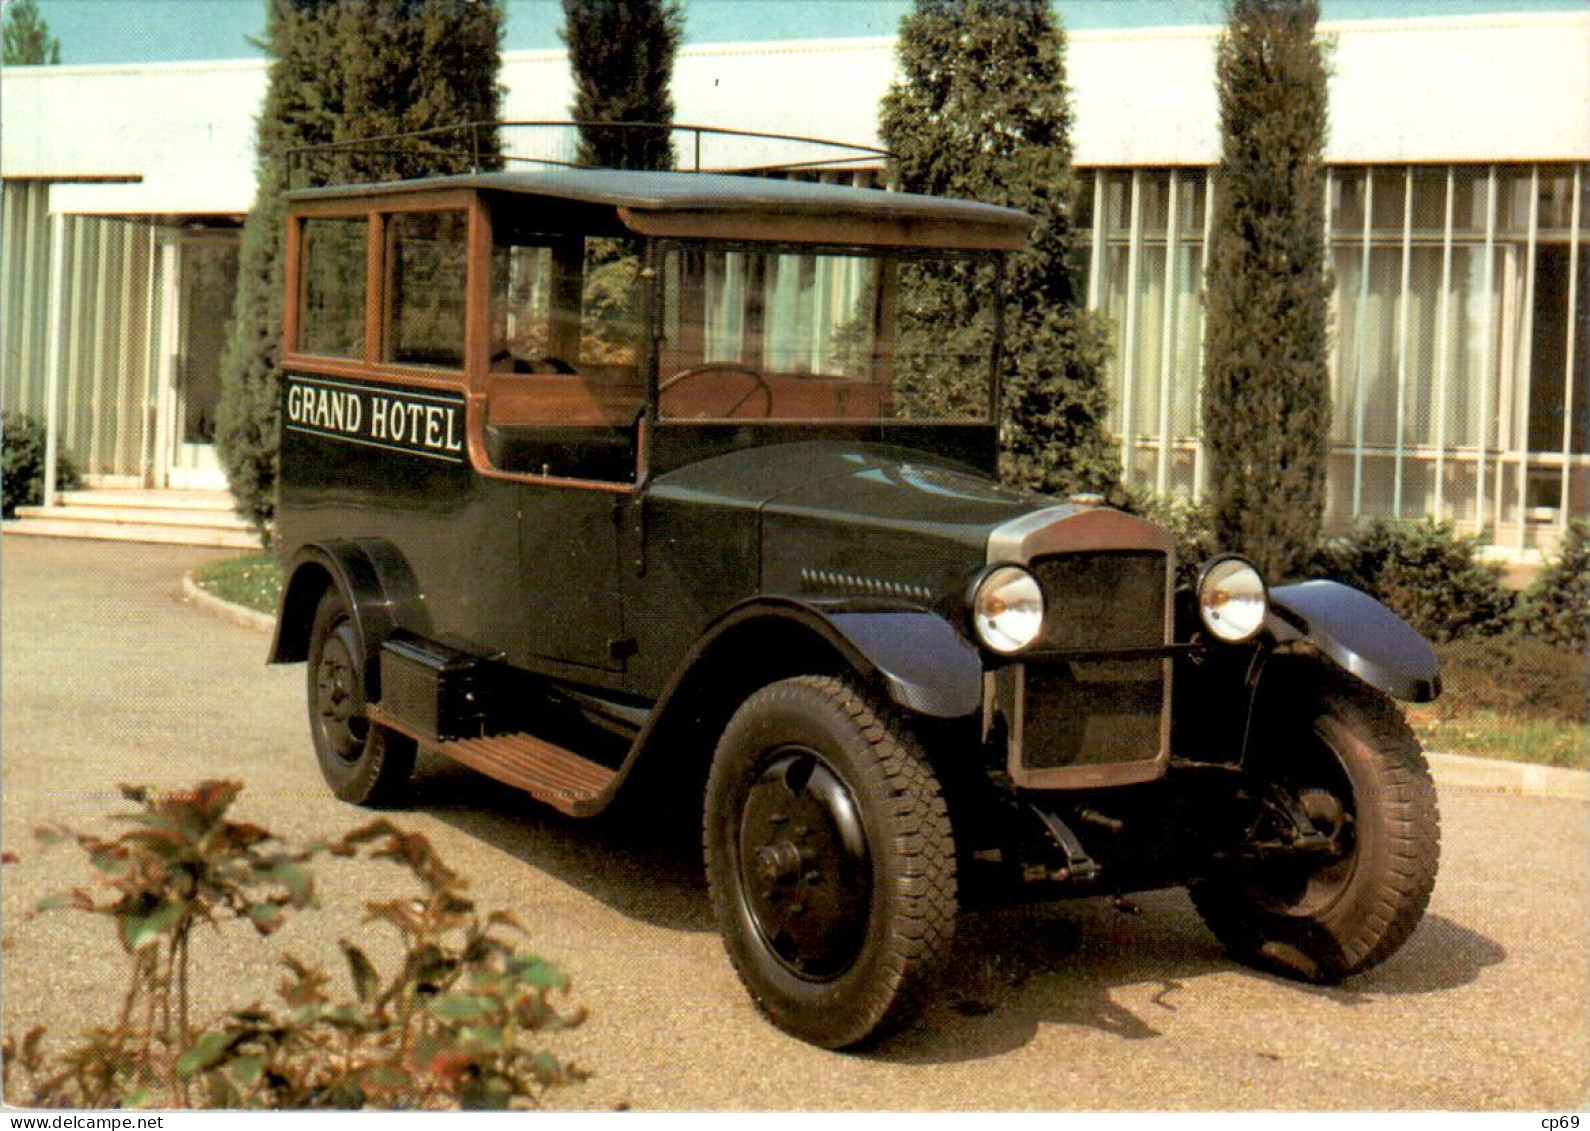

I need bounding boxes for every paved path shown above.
[3,536,1586,1110]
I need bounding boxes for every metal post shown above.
[1394,169,1412,518]
[1433,167,1455,521]
[1515,166,1540,550]
[1352,171,1374,520]
[1120,170,1144,481]
[1156,171,1180,495]
[1561,164,1582,535]
[1476,167,1497,536]
[1195,168,1215,501]
[42,209,68,508]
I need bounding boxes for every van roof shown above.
[286,167,1034,251]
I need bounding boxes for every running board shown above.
[368,704,617,817]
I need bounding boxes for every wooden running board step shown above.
[437,731,618,817]
[368,706,617,817]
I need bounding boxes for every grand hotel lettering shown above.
[284,375,466,463]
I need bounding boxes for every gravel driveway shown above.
[3,535,1586,1110]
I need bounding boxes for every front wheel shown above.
[1191,676,1440,982]
[306,588,416,806]
[704,676,957,1048]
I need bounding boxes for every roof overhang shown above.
[286,168,1035,252]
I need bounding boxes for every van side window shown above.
[300,216,368,358]
[482,228,646,482]
[386,210,467,369]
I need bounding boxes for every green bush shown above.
[2,411,81,517]
[3,782,585,1110]
[1511,520,1589,651]
[1310,519,1514,642]
[1433,636,1588,725]
[1126,490,1219,591]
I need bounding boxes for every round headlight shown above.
[1197,556,1268,643]
[971,566,1045,655]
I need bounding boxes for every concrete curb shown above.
[180,571,277,636]
[178,578,1587,804]
[1426,752,1588,803]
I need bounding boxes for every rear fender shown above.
[269,540,430,701]
[1265,580,1440,703]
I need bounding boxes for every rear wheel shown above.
[1191,676,1440,981]
[306,588,415,806]
[704,676,957,1048]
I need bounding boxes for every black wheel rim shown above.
[736,746,871,980]
[1251,733,1358,916]
[314,620,368,764]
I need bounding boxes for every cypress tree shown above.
[879,0,1118,500]
[561,0,683,171]
[3,0,61,65]
[1202,0,1331,579]
[216,0,503,535]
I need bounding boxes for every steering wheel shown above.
[658,362,774,418]
[492,349,577,375]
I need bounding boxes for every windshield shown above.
[658,245,1000,424]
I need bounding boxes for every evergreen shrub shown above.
[1310,519,1514,642]
[562,0,683,171]
[2,411,81,517]
[880,0,1119,501]
[1201,0,1332,580]
[1432,636,1587,725]
[1512,520,1590,651]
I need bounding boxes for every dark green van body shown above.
[269,165,1438,885]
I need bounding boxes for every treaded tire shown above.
[1190,675,1440,982]
[704,676,957,1049]
[306,588,416,806]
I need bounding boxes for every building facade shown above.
[2,7,1585,553]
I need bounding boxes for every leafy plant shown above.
[3,783,585,1110]
[2,411,81,517]
[1511,519,1589,651]
[1310,518,1515,641]
[1430,636,1588,727]
[1126,489,1220,591]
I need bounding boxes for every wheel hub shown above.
[314,625,367,762]
[738,749,871,980]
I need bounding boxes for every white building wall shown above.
[1065,11,1590,166]
[4,9,1586,212]
[1,58,264,216]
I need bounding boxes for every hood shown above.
[650,439,1046,545]
[650,441,1056,605]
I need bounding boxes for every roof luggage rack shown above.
[285,120,891,190]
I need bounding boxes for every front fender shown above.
[1266,580,1440,702]
[679,597,984,719]
[822,605,983,718]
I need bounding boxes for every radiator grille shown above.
[1015,550,1170,778]
[1031,550,1168,652]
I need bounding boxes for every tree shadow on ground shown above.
[875,899,1506,1065]
[407,755,1506,1064]
[408,753,713,932]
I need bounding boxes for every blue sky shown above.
[19,0,1588,66]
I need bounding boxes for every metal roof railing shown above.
[285,120,891,190]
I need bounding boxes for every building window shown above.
[1084,161,1589,550]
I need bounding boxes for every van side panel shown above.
[277,371,527,664]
